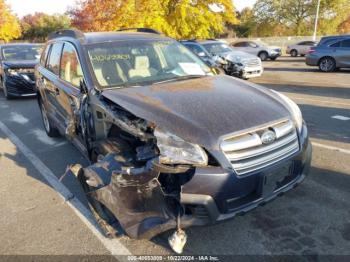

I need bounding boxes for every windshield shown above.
[202,43,232,54]
[2,45,42,61]
[87,39,212,89]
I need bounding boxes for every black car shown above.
[0,43,42,99]
[36,29,311,254]
[180,40,222,67]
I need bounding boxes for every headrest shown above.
[134,56,149,69]
[76,64,83,77]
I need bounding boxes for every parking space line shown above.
[312,141,350,155]
[0,120,131,256]
[332,115,350,121]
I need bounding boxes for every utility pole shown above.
[313,0,321,41]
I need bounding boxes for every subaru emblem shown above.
[261,130,276,145]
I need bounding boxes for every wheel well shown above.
[258,51,268,55]
[291,49,297,53]
[317,56,336,66]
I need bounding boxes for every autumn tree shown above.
[233,7,257,37]
[20,13,71,41]
[70,0,237,39]
[252,0,350,36]
[0,0,21,42]
[338,15,350,34]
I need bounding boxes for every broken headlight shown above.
[154,129,208,166]
[272,90,303,133]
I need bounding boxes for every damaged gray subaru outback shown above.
[35,29,312,253]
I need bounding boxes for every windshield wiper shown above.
[153,75,206,85]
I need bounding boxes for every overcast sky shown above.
[5,0,257,17]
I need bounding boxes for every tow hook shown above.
[168,213,187,254]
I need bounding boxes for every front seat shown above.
[101,60,126,86]
[128,56,157,79]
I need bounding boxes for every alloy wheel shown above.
[319,58,335,72]
[259,52,268,61]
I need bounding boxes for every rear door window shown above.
[185,44,206,56]
[47,42,64,75]
[305,41,316,46]
[330,41,341,48]
[340,39,350,48]
[60,42,84,87]
[233,42,245,47]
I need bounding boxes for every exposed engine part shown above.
[136,145,158,161]
[67,98,195,251]
[101,97,154,142]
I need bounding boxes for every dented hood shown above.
[101,75,291,150]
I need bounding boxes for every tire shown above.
[258,51,268,61]
[2,77,13,100]
[290,49,298,57]
[319,57,336,72]
[39,99,60,137]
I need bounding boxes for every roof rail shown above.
[48,29,85,41]
[116,28,161,34]
[179,39,197,42]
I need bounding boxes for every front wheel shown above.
[258,52,268,61]
[39,99,60,137]
[319,57,336,72]
[290,49,298,57]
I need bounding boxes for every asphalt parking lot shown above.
[0,56,349,256]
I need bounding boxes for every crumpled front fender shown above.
[73,154,179,239]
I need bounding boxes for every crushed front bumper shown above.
[226,63,263,79]
[179,125,311,227]
[4,74,36,97]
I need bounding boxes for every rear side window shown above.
[185,44,205,55]
[233,42,246,47]
[60,42,84,87]
[248,42,258,47]
[305,41,316,46]
[40,44,51,66]
[340,39,350,48]
[47,42,63,75]
[330,41,341,47]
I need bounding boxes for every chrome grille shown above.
[221,120,299,175]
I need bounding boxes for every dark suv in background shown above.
[306,35,350,72]
[0,43,42,99]
[36,29,311,253]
